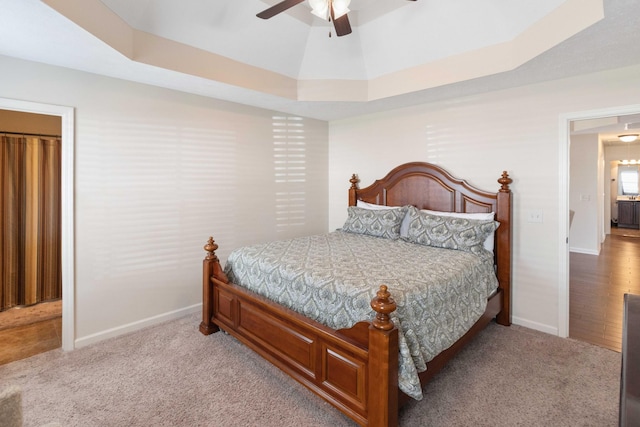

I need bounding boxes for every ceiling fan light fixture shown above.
[619,134,639,143]
[308,0,351,21]
[309,0,329,20]
[332,0,351,19]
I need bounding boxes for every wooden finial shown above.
[204,236,219,261]
[370,285,397,331]
[498,171,512,193]
[349,174,359,190]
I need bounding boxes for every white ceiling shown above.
[0,0,639,121]
[98,0,566,80]
[573,114,640,146]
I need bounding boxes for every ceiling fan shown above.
[257,0,417,37]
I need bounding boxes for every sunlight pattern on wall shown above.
[273,116,306,232]
[80,118,237,280]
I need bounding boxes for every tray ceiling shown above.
[1,0,639,120]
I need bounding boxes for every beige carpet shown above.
[0,313,620,426]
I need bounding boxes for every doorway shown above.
[562,105,640,350]
[0,97,75,352]
[0,109,63,363]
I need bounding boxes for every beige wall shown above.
[569,134,600,254]
[0,55,329,346]
[3,51,640,344]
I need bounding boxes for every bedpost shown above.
[349,174,359,206]
[199,236,227,335]
[495,171,512,326]
[368,285,399,427]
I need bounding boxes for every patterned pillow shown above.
[420,209,496,252]
[404,206,498,255]
[342,206,407,239]
[356,200,411,238]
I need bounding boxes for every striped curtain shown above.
[0,135,62,311]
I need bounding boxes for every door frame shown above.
[0,97,75,351]
[558,102,640,338]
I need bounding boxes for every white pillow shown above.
[356,200,394,210]
[421,209,497,252]
[356,200,410,237]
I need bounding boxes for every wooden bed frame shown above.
[200,162,512,427]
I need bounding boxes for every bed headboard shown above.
[348,161,512,325]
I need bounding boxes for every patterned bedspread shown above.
[224,230,498,400]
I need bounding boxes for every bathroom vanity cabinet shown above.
[618,201,640,229]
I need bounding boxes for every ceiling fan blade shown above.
[331,9,352,37]
[257,0,305,19]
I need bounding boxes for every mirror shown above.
[618,164,640,196]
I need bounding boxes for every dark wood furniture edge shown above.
[201,162,513,427]
[620,293,640,426]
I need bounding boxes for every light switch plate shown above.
[527,209,543,223]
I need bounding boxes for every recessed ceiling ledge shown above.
[42,0,604,104]
[132,31,299,100]
[43,0,135,58]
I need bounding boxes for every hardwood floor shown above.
[0,300,62,365]
[570,226,640,352]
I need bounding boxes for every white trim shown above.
[569,247,600,256]
[74,304,201,348]
[559,103,640,339]
[512,316,558,336]
[558,112,570,338]
[0,97,75,351]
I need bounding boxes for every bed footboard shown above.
[200,237,399,427]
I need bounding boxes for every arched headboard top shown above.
[349,162,508,214]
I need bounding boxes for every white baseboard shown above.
[569,247,599,255]
[512,315,559,336]
[74,304,201,349]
